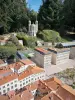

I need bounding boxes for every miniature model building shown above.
[28,20,38,36]
[1,77,75,100]
[34,48,51,68]
[70,47,75,59]
[0,59,45,95]
[48,48,70,65]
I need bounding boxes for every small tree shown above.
[0,46,17,60]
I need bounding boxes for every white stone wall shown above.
[70,47,75,59]
[31,89,37,96]
[28,20,38,37]
[0,71,45,95]
[0,78,18,95]
[0,42,6,45]
[18,40,23,46]
[12,63,36,74]
[51,51,70,65]
[44,54,51,68]
[34,51,51,68]
[0,63,7,67]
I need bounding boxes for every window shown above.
[15,84,17,87]
[0,92,1,95]
[31,78,33,80]
[23,83,25,85]
[29,80,30,82]
[20,84,22,87]
[3,86,5,88]
[7,84,9,86]
[7,88,10,91]
[11,82,13,84]
[3,90,6,93]
[15,80,17,83]
[11,86,13,89]
[0,88,1,90]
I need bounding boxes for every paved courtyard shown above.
[45,59,75,79]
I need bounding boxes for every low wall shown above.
[70,47,75,59]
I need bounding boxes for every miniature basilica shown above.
[28,20,38,36]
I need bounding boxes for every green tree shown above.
[0,0,28,33]
[63,0,75,28]
[38,0,62,30]
[29,10,37,22]
[0,46,17,60]
[9,35,23,50]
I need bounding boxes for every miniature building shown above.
[0,59,45,95]
[34,48,51,68]
[70,47,75,59]
[0,59,7,67]
[0,40,7,45]
[28,20,38,36]
[0,77,75,100]
[48,48,70,65]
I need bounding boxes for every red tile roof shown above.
[10,90,33,100]
[0,73,17,85]
[35,47,50,55]
[0,59,4,64]
[18,66,44,80]
[20,59,35,65]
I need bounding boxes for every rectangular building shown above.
[0,60,45,95]
[48,48,70,65]
[34,48,51,68]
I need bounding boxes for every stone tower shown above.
[28,20,38,37]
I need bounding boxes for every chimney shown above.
[21,93,23,98]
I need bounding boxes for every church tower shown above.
[28,20,38,37]
[28,20,31,35]
[35,20,38,33]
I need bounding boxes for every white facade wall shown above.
[12,63,36,74]
[34,51,51,68]
[52,51,70,65]
[17,65,28,74]
[70,47,75,59]
[31,89,37,96]
[0,42,6,46]
[0,63,7,67]
[0,78,18,95]
[28,20,38,37]
[0,71,45,95]
[19,72,45,89]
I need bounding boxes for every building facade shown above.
[34,48,51,68]
[48,48,70,65]
[0,59,45,95]
[28,20,38,37]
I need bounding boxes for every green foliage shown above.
[37,30,61,42]
[8,35,23,50]
[38,0,63,30]
[63,0,75,28]
[5,41,16,47]
[0,0,29,33]
[17,33,37,48]
[28,10,37,22]
[0,46,17,59]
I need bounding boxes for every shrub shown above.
[37,30,61,42]
[0,46,17,60]
[17,33,37,48]
[9,35,23,50]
